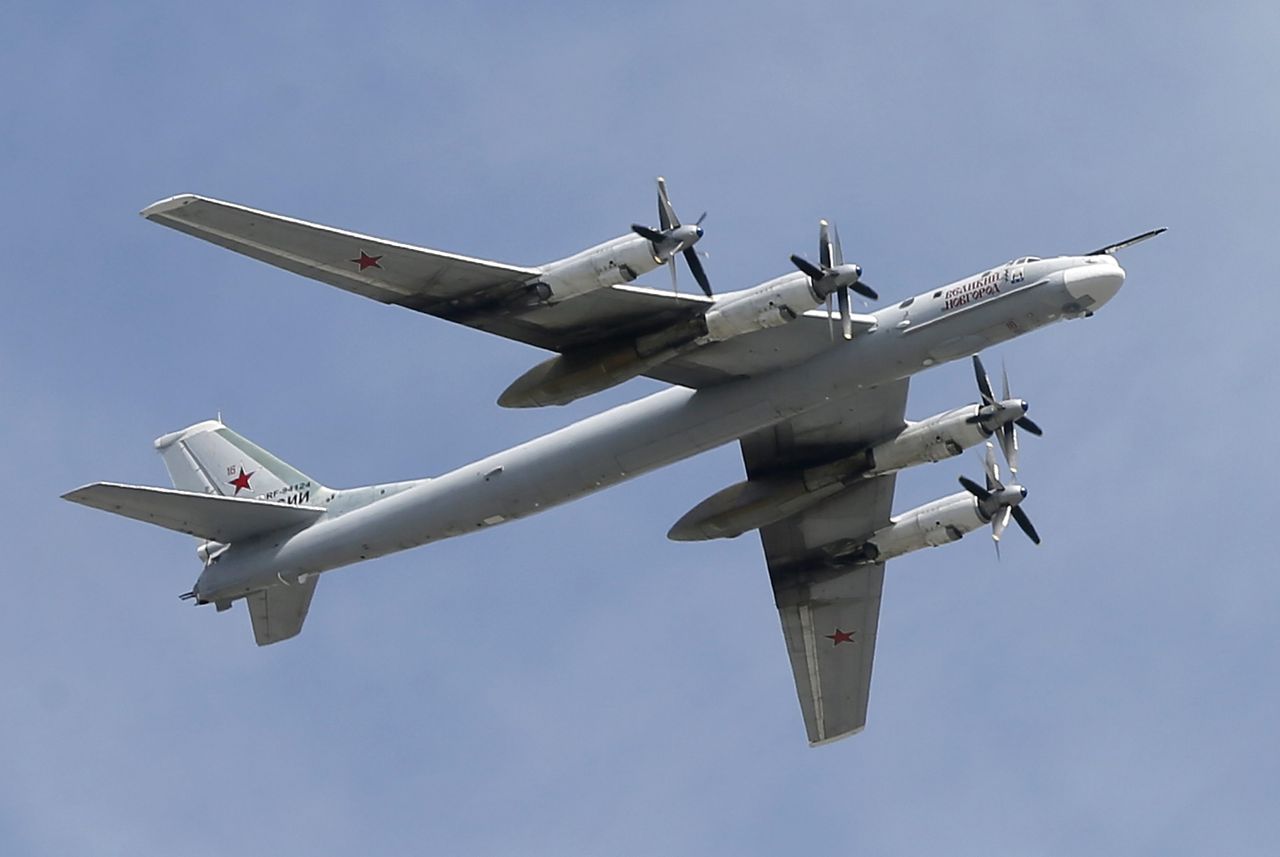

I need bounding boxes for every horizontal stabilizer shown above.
[247,577,318,645]
[62,482,325,542]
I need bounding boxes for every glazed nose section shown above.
[1063,260,1126,308]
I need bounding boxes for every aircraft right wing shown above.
[143,194,542,312]
[143,195,870,393]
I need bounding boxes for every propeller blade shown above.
[958,475,991,501]
[1000,422,1020,476]
[656,177,678,230]
[790,254,824,281]
[837,286,852,340]
[819,220,834,269]
[695,211,707,227]
[1001,362,1011,401]
[830,221,845,267]
[1015,415,1043,437]
[632,224,667,244]
[851,280,879,301]
[668,257,678,293]
[992,507,1011,544]
[826,294,835,341]
[1085,227,1166,256]
[972,355,997,406]
[1010,505,1041,544]
[984,442,1003,490]
[683,247,712,297]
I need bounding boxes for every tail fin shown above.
[154,419,328,505]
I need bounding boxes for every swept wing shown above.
[143,195,849,389]
[740,380,909,744]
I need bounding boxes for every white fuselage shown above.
[194,254,1125,603]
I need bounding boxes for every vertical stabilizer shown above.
[153,420,328,505]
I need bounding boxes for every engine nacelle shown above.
[700,273,820,342]
[537,233,662,302]
[831,493,983,564]
[866,405,990,474]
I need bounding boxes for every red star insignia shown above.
[228,467,255,495]
[826,628,856,646]
[351,251,382,271]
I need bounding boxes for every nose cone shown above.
[1064,258,1126,308]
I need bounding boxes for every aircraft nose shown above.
[1063,261,1126,307]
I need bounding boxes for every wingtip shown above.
[139,193,201,220]
[61,483,101,504]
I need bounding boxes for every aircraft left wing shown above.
[143,195,856,390]
[739,379,909,744]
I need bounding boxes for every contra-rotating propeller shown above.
[958,442,1041,558]
[790,220,878,341]
[630,177,712,297]
[967,354,1043,477]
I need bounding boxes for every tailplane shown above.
[63,419,332,647]
[63,419,331,542]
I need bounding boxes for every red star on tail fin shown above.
[229,467,254,495]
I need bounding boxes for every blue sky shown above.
[3,2,1278,854]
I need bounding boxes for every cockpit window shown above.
[1008,256,1041,264]
[899,297,914,308]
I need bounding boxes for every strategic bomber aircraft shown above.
[63,180,1162,745]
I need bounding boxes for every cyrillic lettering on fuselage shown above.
[942,269,1003,311]
[257,480,313,506]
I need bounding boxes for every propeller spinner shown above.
[967,354,1042,477]
[630,177,712,297]
[958,442,1040,558]
[790,220,878,340]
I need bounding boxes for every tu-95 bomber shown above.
[64,179,1163,745]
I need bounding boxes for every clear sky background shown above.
[3,2,1277,854]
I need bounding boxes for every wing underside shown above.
[775,560,885,744]
[143,194,864,391]
[739,379,910,744]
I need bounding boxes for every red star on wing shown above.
[351,251,383,271]
[826,628,856,646]
[229,467,255,495]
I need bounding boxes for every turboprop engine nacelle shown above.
[669,403,1006,540]
[865,405,992,473]
[822,493,985,565]
[700,273,825,342]
[535,233,663,302]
